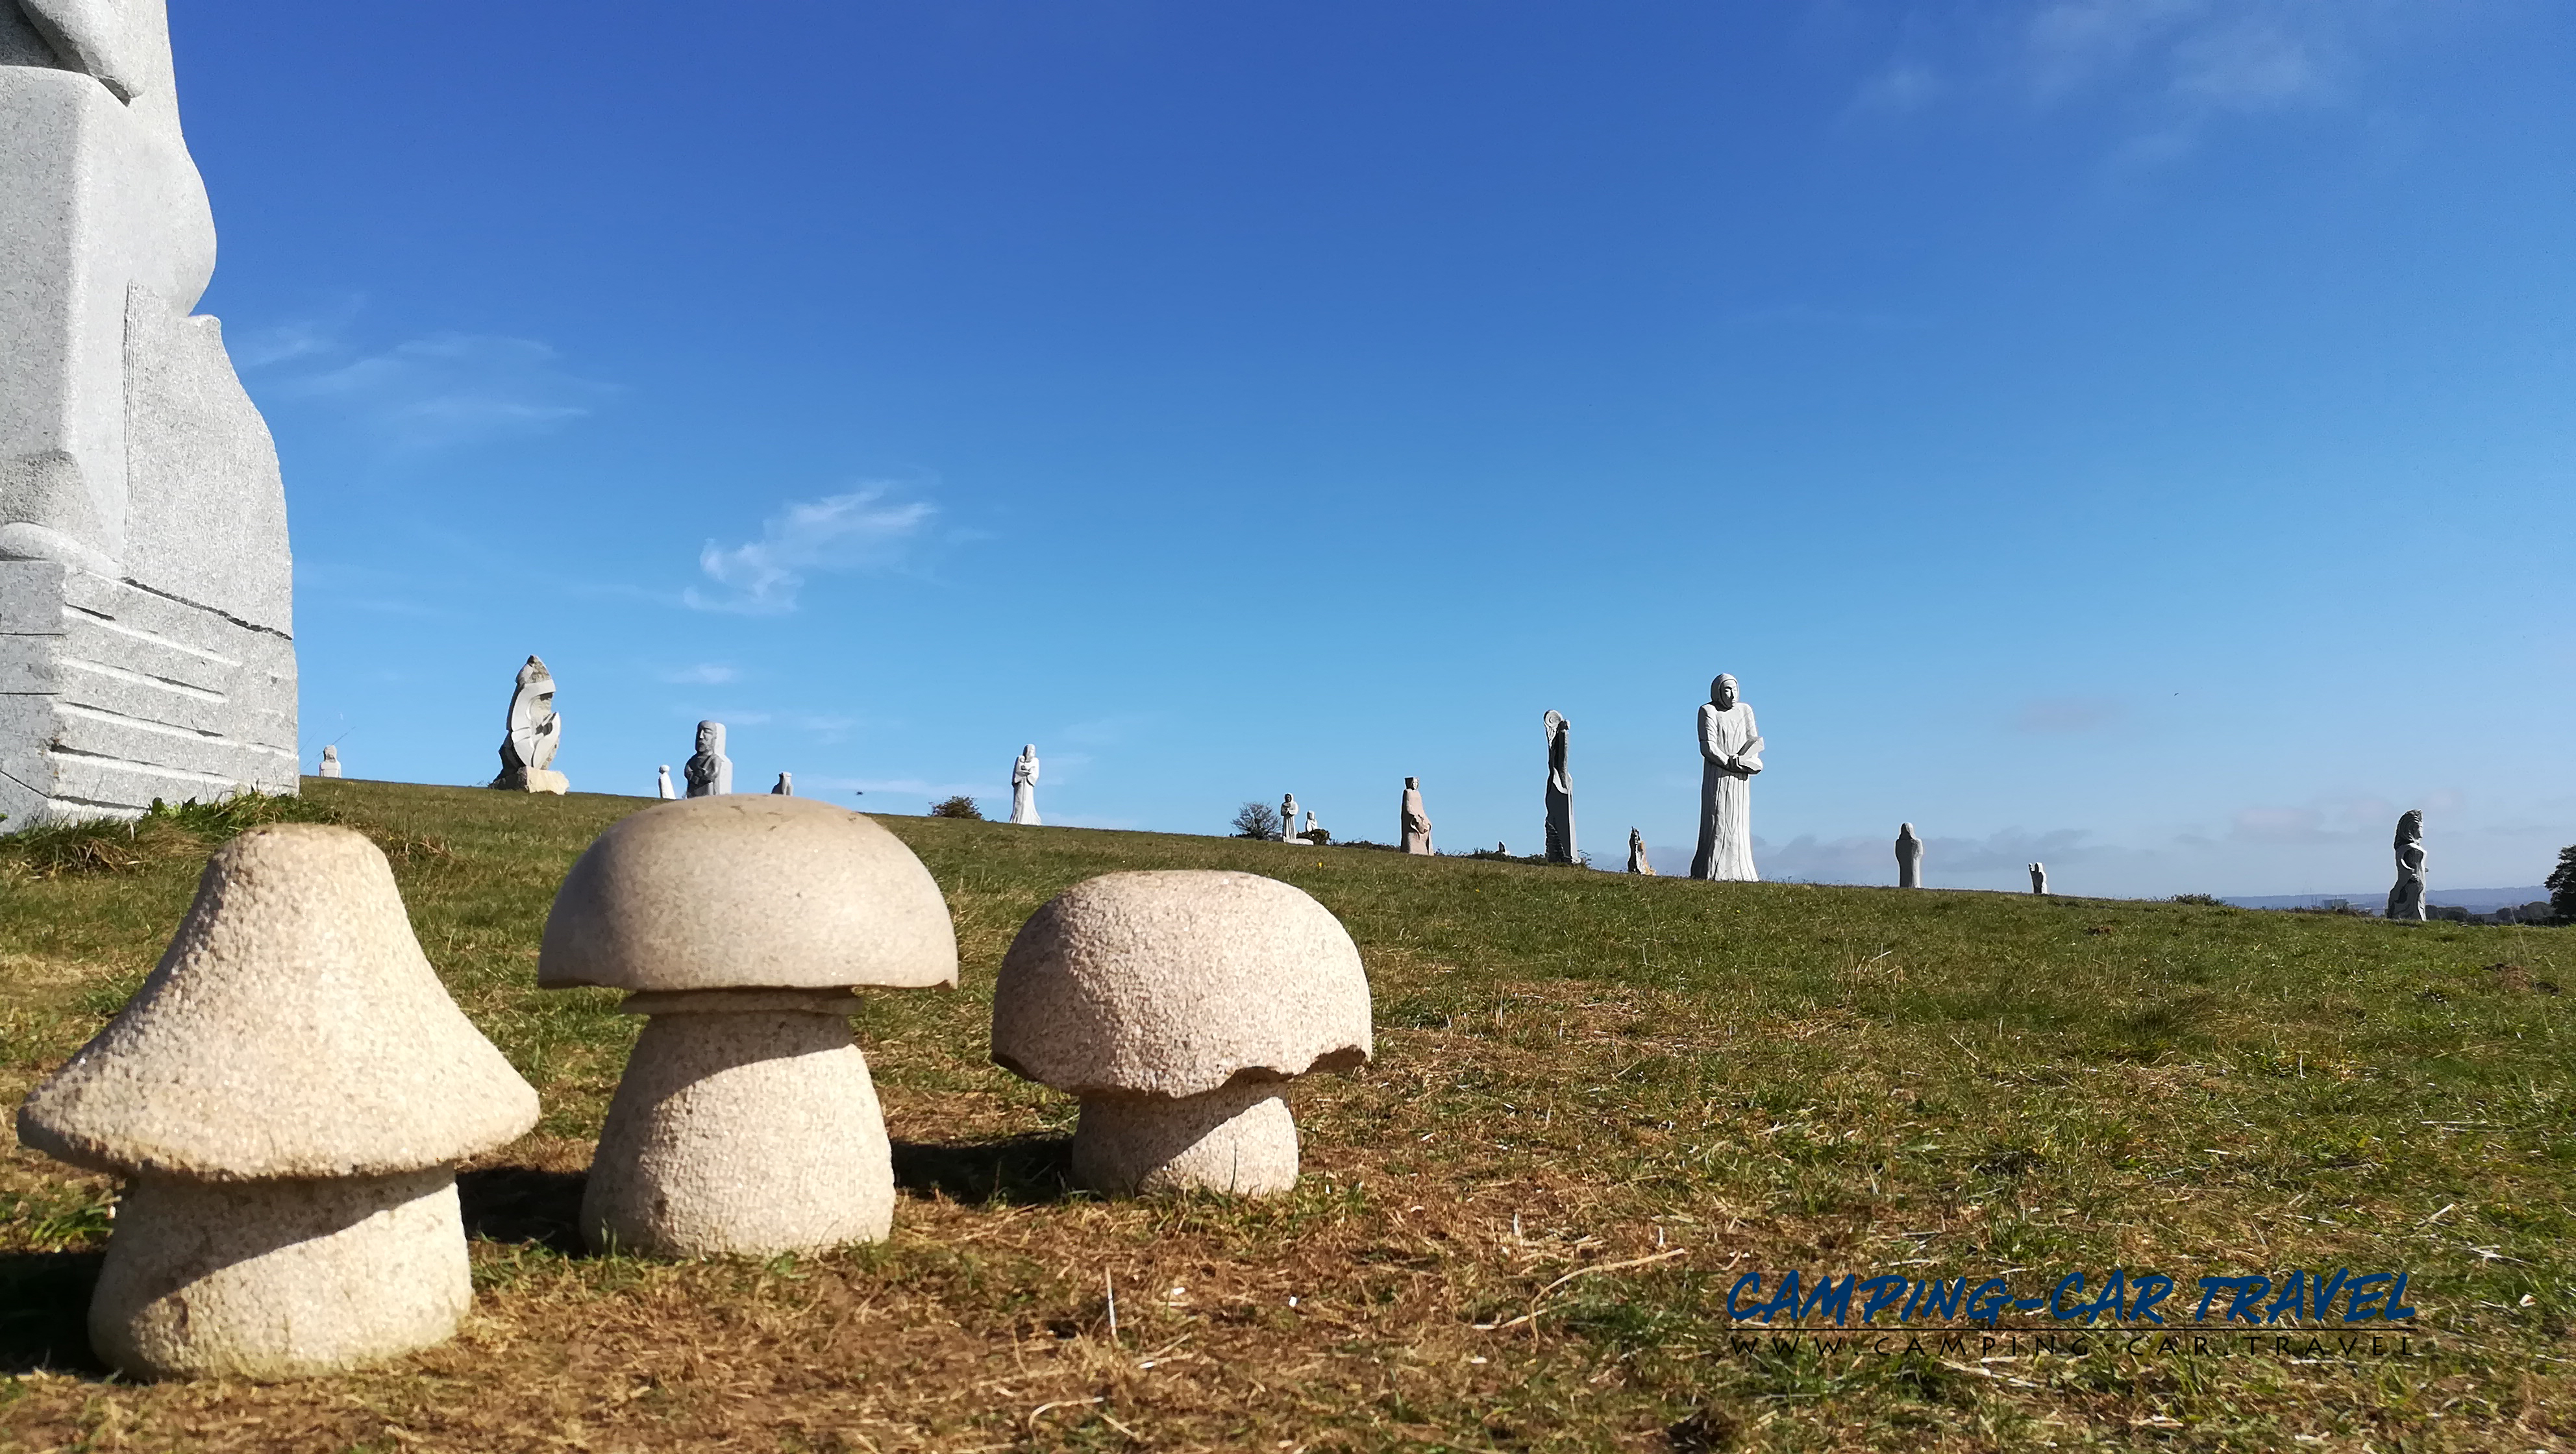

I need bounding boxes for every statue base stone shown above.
[0,561,295,825]
[491,768,568,795]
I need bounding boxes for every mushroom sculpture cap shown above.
[991,870,1372,1099]
[16,826,540,1181]
[538,795,958,992]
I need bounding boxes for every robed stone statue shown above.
[1689,674,1762,881]
[1542,711,1574,864]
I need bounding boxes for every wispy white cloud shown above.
[660,663,739,685]
[1850,60,1946,115]
[247,325,614,449]
[686,486,937,615]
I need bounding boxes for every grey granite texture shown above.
[683,719,730,796]
[316,745,340,778]
[1627,828,1653,876]
[1010,744,1039,824]
[1280,793,1300,843]
[1896,823,1922,889]
[2387,811,2427,921]
[771,771,791,796]
[2029,863,2049,894]
[538,795,958,994]
[1071,1083,1298,1197]
[491,655,562,791]
[0,3,295,824]
[1690,676,1763,881]
[1542,711,1574,864]
[1399,776,1431,856]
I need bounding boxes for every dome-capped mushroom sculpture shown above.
[16,826,539,1380]
[991,870,1372,1196]
[539,795,956,1256]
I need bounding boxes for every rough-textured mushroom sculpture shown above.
[15,826,539,1380]
[539,795,956,1256]
[991,870,1372,1197]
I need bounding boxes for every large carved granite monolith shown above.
[0,1,296,824]
[2386,811,2427,922]
[1690,675,1762,881]
[1895,823,1922,889]
[684,721,731,797]
[1399,776,1432,855]
[1627,828,1653,876]
[1010,745,1039,825]
[1542,711,1574,864]
[491,656,565,793]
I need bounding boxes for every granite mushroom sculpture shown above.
[991,870,1372,1196]
[538,795,957,1257]
[14,826,539,1380]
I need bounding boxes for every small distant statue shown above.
[2029,863,2049,895]
[1896,824,1922,889]
[1690,674,1762,881]
[2386,811,2427,921]
[317,745,342,780]
[684,721,732,798]
[1400,776,1433,856]
[1627,829,1653,876]
[1304,810,1323,841]
[771,772,793,796]
[656,765,676,800]
[491,655,567,794]
[1282,793,1302,843]
[1011,745,1041,825]
[1542,710,1575,864]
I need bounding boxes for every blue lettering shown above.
[1801,1274,1859,1325]
[2344,1274,2391,1322]
[1754,1270,1805,1324]
[1900,1279,1927,1321]
[1855,1275,1909,1324]
[1918,1277,1965,1320]
[2310,1268,2352,1319]
[2225,1277,2274,1324]
[2074,1270,2130,1324]
[2386,1272,2416,1321]
[2194,1277,2235,1321]
[2047,1274,2087,1320]
[2129,1274,2174,1325]
[1726,1273,1764,1320]
[1966,1279,2012,1327]
[2264,1271,2307,1324]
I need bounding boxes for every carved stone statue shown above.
[1895,823,1922,889]
[683,721,732,798]
[771,772,793,796]
[0,0,297,822]
[2029,863,2048,895]
[1281,793,1300,843]
[491,656,566,794]
[1010,745,1040,825]
[1399,777,1432,856]
[1542,710,1574,864]
[1304,810,1322,841]
[655,765,676,800]
[1690,675,1762,881]
[316,745,341,780]
[2386,811,2427,922]
[1627,828,1653,876]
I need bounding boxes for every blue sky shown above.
[181,0,2572,896]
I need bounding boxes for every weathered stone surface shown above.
[655,764,675,799]
[2029,862,2049,894]
[2387,811,2427,922]
[316,745,340,779]
[683,719,730,797]
[1542,711,1574,864]
[538,795,956,994]
[1010,744,1039,825]
[1627,828,1653,876]
[0,5,295,825]
[1399,776,1431,856]
[1896,823,1922,889]
[490,656,562,792]
[1690,675,1762,882]
[19,825,538,1179]
[991,870,1369,1196]
[15,824,535,1378]
[581,1006,892,1257]
[1281,792,1301,843]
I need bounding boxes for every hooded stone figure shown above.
[1895,823,1923,889]
[1626,828,1653,876]
[0,0,297,822]
[1010,745,1040,825]
[684,720,732,797]
[1399,777,1433,856]
[1690,674,1763,881]
[2386,811,2427,922]
[1542,711,1574,864]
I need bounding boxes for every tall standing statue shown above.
[1895,823,1922,889]
[771,772,793,796]
[1542,710,1575,864]
[317,745,341,780]
[1010,745,1041,825]
[1399,776,1433,855]
[0,0,297,823]
[2028,863,2049,894]
[655,765,676,799]
[1281,792,1300,843]
[1690,674,1763,881]
[1627,828,1653,876]
[2386,811,2427,922]
[683,721,732,797]
[491,656,567,794]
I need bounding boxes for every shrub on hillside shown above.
[1231,802,1282,840]
[2549,844,2576,920]
[928,795,984,820]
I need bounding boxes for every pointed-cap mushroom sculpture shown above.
[991,870,1372,1196]
[16,826,539,1379]
[539,795,956,1257]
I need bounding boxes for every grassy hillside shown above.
[1,778,2570,1452]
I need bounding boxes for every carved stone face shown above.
[1711,674,1738,711]
[696,721,721,756]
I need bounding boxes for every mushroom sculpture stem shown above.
[584,990,891,1256]
[1071,1082,1298,1197]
